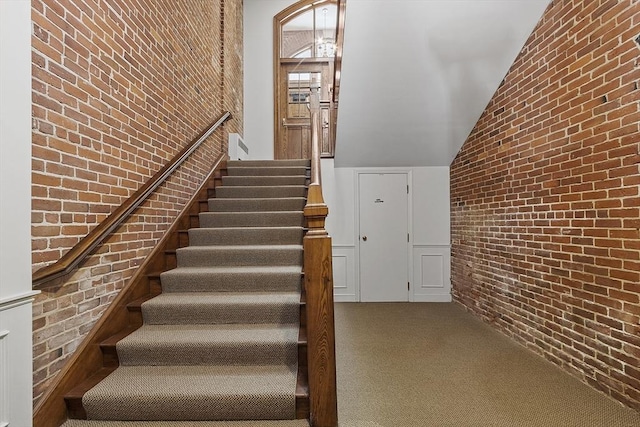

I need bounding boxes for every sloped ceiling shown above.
[334,0,551,167]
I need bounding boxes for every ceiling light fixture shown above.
[317,7,335,57]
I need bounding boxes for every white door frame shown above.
[354,169,413,302]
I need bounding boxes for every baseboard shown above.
[334,294,358,302]
[412,294,452,302]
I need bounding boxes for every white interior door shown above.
[358,173,409,302]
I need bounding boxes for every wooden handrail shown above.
[32,112,232,288]
[332,0,347,104]
[304,88,338,426]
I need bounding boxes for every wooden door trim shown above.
[280,58,334,65]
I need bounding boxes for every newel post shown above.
[304,189,338,427]
[304,84,338,427]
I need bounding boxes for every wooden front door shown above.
[276,60,332,159]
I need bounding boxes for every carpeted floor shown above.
[334,302,640,427]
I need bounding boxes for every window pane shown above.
[280,3,337,59]
[282,9,314,58]
[315,4,337,58]
[287,72,321,118]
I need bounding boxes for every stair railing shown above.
[304,86,338,426]
[32,111,231,288]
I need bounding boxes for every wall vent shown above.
[229,133,249,160]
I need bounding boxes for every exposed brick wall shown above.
[31,0,243,403]
[222,0,244,132]
[451,0,640,410]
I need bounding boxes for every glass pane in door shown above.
[287,71,321,119]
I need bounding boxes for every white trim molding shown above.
[0,299,35,426]
[0,291,40,312]
[412,245,451,302]
[0,329,9,427]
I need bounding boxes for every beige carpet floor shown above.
[334,302,640,427]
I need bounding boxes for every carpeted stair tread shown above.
[199,211,304,228]
[159,266,302,293]
[82,365,298,421]
[226,166,308,177]
[222,176,307,186]
[208,198,306,212]
[176,245,303,267]
[227,159,310,168]
[216,186,307,199]
[141,292,300,324]
[189,227,304,246]
[62,420,310,427]
[116,324,298,366]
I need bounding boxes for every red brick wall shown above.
[451,0,640,410]
[31,0,243,402]
[222,0,244,130]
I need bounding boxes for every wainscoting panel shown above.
[0,328,8,427]
[332,245,357,302]
[412,246,451,302]
[0,293,37,427]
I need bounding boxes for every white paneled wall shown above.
[322,160,451,302]
[1,1,36,425]
[412,246,451,302]
[331,246,357,302]
[0,298,36,427]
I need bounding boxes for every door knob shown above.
[362,236,367,241]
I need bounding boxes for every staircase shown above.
[61,160,311,427]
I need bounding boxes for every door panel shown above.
[276,61,332,159]
[359,173,409,302]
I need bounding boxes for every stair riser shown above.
[208,198,306,212]
[176,248,303,267]
[188,228,304,246]
[84,399,295,422]
[160,272,302,293]
[216,186,307,199]
[199,212,305,228]
[62,420,310,427]
[227,160,310,168]
[222,176,307,186]
[226,167,308,177]
[117,342,298,367]
[81,365,299,421]
[142,303,299,325]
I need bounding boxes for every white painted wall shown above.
[0,0,37,425]
[335,0,550,167]
[244,0,296,159]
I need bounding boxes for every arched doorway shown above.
[273,0,338,159]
